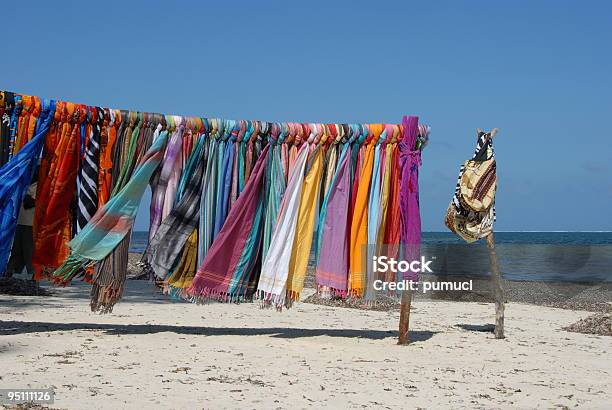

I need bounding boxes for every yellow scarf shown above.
[286,147,324,302]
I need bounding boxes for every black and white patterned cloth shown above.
[76,107,103,232]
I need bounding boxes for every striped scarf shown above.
[198,138,219,265]
[76,107,103,232]
[262,143,286,260]
[142,134,207,279]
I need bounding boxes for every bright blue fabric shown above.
[0,99,55,275]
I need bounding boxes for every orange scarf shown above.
[32,102,82,278]
[349,124,383,296]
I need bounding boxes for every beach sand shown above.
[1,281,611,409]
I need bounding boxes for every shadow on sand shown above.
[455,323,495,333]
[0,320,437,342]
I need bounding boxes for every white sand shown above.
[1,282,610,409]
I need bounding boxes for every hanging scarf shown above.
[383,144,401,267]
[377,135,394,249]
[148,122,183,241]
[166,229,199,297]
[13,95,40,156]
[364,128,386,300]
[315,144,351,297]
[198,138,219,265]
[0,92,15,167]
[262,143,286,260]
[257,143,309,309]
[97,110,120,207]
[399,116,422,281]
[285,146,324,305]
[213,136,235,237]
[162,122,184,218]
[90,116,156,300]
[32,102,84,278]
[142,135,207,279]
[76,107,103,232]
[187,144,270,302]
[0,100,55,275]
[6,95,21,161]
[348,126,380,297]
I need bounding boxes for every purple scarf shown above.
[315,146,351,296]
[399,115,422,281]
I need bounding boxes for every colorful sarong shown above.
[315,144,351,296]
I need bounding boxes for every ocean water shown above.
[129,231,612,283]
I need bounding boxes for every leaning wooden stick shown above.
[486,127,504,338]
[486,232,505,338]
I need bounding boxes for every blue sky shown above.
[3,1,611,231]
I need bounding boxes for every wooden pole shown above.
[485,233,505,338]
[398,289,412,344]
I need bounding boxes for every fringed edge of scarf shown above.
[185,281,252,305]
[90,281,126,314]
[316,285,348,300]
[50,255,90,286]
[255,289,286,311]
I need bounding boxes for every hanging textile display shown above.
[0,97,55,276]
[1,89,430,314]
[445,129,496,243]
